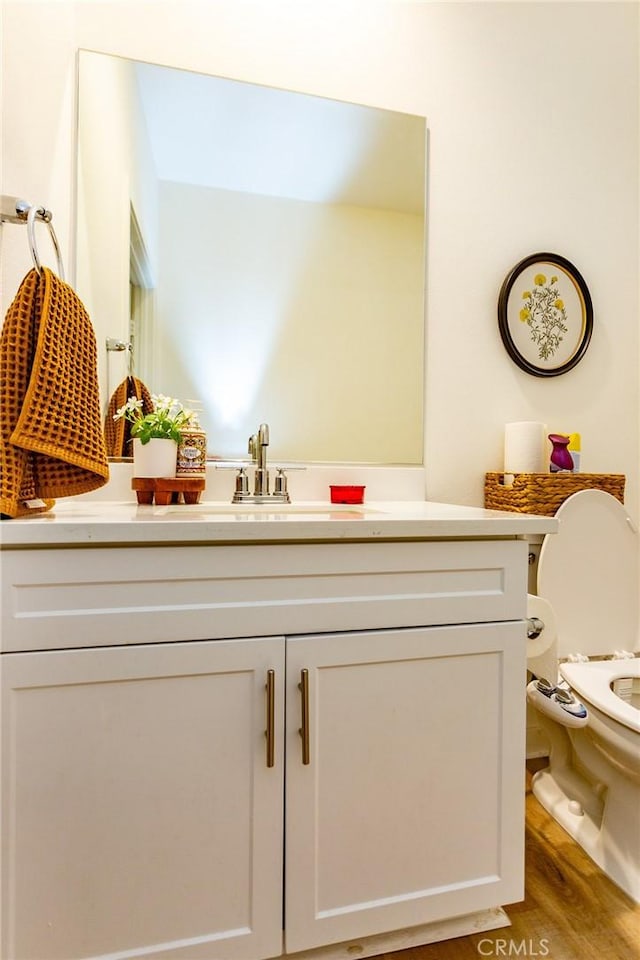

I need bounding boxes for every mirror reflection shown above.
[77,51,426,463]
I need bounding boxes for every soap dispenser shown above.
[176,407,207,478]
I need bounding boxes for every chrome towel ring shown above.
[0,194,65,281]
[26,202,65,281]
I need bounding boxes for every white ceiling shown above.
[133,61,426,215]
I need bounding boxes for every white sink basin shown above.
[160,502,379,517]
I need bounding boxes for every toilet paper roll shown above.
[504,421,547,474]
[526,593,557,684]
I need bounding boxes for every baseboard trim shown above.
[285,907,511,960]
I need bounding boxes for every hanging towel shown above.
[0,267,109,518]
[104,375,154,458]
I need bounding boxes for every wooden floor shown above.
[380,762,640,960]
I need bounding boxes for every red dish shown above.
[329,485,365,505]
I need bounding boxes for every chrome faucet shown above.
[250,422,270,497]
[232,422,290,504]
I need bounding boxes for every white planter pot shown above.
[132,438,178,478]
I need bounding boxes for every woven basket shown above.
[484,472,625,517]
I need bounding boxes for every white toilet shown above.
[525,489,640,903]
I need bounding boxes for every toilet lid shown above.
[538,490,637,658]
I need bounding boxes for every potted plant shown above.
[113,394,194,477]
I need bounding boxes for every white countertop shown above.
[0,499,557,547]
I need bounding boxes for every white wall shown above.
[1,1,638,522]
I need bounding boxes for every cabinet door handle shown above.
[265,669,275,768]
[298,668,310,765]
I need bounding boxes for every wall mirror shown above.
[76,51,427,463]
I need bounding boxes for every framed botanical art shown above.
[498,252,593,377]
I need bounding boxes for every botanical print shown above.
[498,253,592,376]
[519,273,568,360]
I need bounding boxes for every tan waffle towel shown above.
[104,376,154,459]
[0,267,109,518]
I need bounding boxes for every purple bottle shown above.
[548,434,574,472]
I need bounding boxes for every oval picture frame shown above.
[498,252,593,377]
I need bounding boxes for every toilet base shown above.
[532,766,640,903]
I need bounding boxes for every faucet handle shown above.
[274,467,288,497]
[234,467,249,497]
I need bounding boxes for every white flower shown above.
[112,393,194,443]
[113,397,144,421]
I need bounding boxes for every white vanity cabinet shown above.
[284,622,524,954]
[1,636,286,960]
[0,504,556,960]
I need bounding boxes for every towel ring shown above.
[26,203,65,281]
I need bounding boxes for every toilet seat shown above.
[538,490,637,659]
[560,658,640,733]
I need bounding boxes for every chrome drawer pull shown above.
[265,669,275,768]
[298,668,310,765]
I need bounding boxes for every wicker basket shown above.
[484,472,625,517]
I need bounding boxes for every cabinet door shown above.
[284,623,525,953]
[1,638,285,960]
